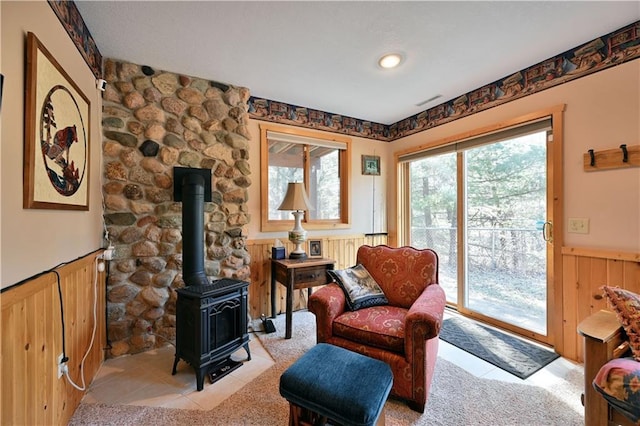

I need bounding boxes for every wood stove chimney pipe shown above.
[177,169,210,286]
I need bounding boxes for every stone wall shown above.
[101,59,251,357]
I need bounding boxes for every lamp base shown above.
[287,211,308,260]
[289,252,307,260]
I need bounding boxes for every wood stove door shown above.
[206,288,248,358]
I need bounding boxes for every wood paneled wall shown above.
[562,247,640,362]
[246,234,388,320]
[1,252,106,425]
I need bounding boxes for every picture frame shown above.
[362,155,380,176]
[24,32,91,210]
[308,239,322,258]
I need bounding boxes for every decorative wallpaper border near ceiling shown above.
[48,0,103,79]
[249,21,640,142]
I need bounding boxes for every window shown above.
[260,124,351,231]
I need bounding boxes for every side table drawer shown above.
[294,266,329,286]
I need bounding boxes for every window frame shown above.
[260,123,351,232]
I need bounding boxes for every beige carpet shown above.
[69,311,584,425]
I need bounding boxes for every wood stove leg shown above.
[243,342,251,360]
[171,355,180,375]
[196,368,206,391]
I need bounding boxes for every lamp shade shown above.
[277,182,312,211]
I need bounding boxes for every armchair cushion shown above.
[334,305,407,354]
[356,245,438,309]
[602,286,640,361]
[328,264,388,311]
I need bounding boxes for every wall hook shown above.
[584,143,639,172]
[621,144,628,163]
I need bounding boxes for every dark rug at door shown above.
[439,315,559,379]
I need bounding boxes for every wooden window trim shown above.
[260,123,351,232]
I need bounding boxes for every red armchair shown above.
[308,244,446,412]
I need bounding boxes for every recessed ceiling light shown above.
[378,53,403,69]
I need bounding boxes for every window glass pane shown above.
[309,147,340,220]
[409,152,458,303]
[268,140,303,220]
[464,131,547,334]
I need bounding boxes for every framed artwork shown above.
[308,239,322,258]
[24,32,90,210]
[362,155,380,176]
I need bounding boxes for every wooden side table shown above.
[271,258,335,339]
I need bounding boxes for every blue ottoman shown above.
[280,343,393,426]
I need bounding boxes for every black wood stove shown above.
[171,167,250,391]
[173,279,250,391]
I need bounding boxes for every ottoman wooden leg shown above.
[289,403,385,426]
[289,402,328,426]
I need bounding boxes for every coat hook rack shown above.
[621,144,628,163]
[584,143,639,172]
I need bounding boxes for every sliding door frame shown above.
[395,105,566,351]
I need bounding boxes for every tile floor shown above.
[81,338,274,411]
[81,312,583,412]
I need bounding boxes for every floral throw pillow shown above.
[602,286,640,361]
[328,264,388,311]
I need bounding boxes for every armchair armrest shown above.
[579,310,623,343]
[405,283,446,355]
[308,283,347,342]
[579,309,629,364]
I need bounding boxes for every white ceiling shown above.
[75,1,640,125]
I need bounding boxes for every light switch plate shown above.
[568,218,589,234]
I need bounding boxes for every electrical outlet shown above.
[104,246,114,260]
[568,218,590,234]
[57,353,66,379]
[99,244,115,261]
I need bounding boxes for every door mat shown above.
[439,315,559,379]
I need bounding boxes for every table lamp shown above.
[278,182,312,259]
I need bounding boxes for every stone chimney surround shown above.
[101,59,251,357]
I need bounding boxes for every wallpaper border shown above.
[48,0,103,79]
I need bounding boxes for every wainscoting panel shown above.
[0,252,106,425]
[562,247,640,362]
[246,234,388,320]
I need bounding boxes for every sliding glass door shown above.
[403,119,554,342]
